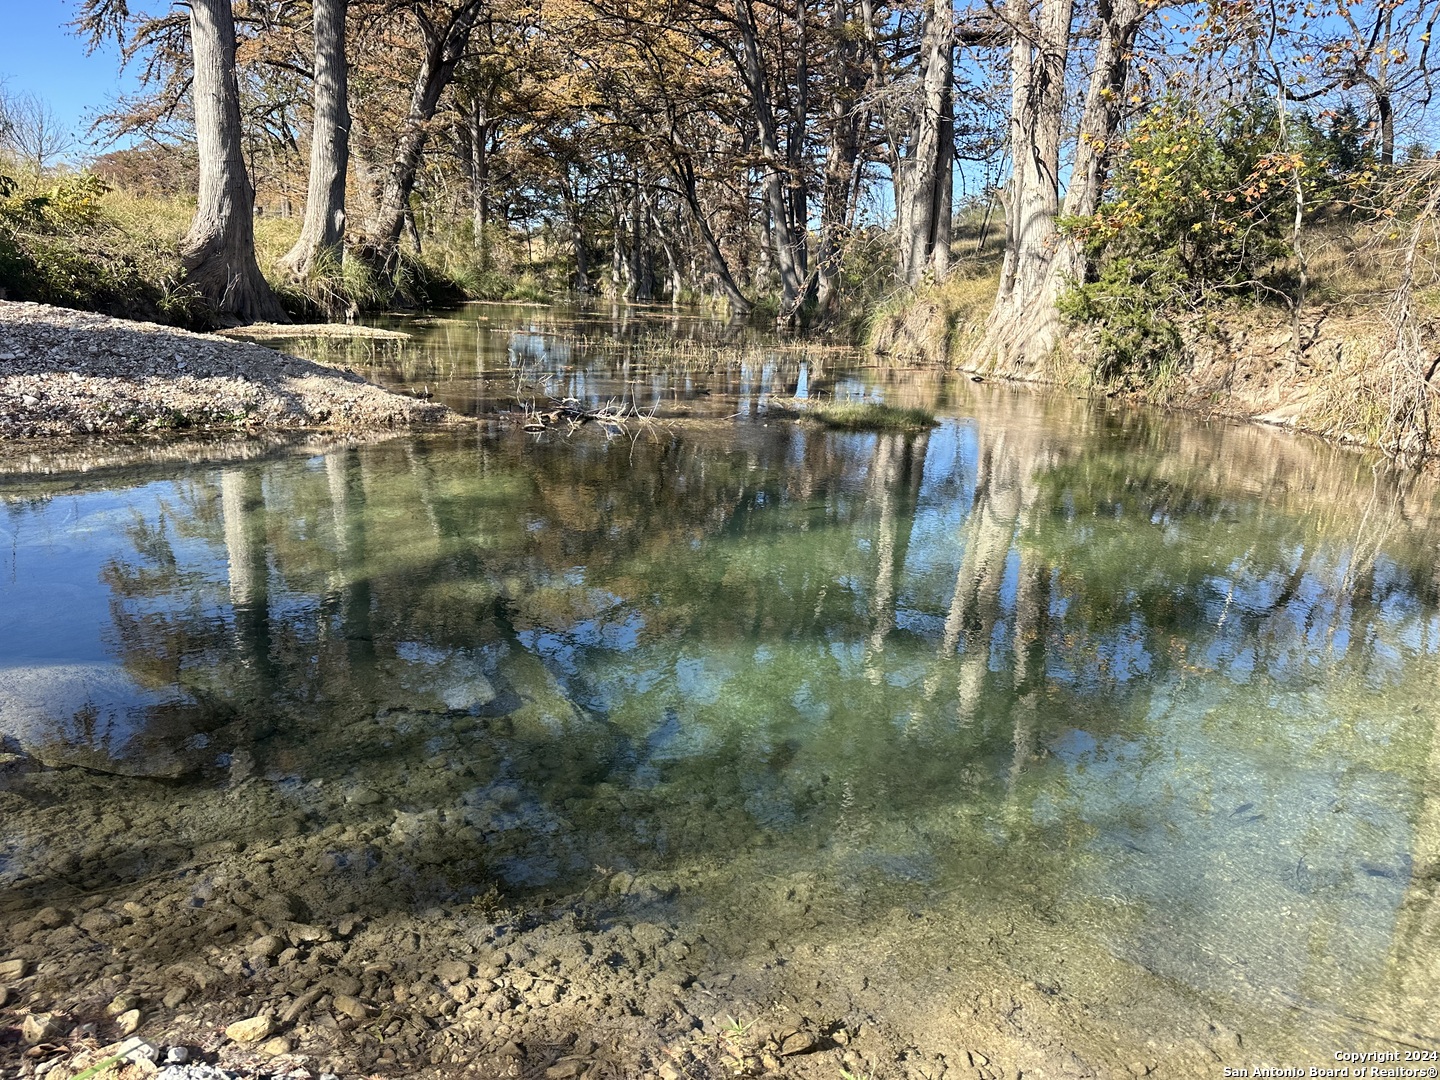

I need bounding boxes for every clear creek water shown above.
[1,304,1438,1069]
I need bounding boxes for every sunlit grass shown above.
[799,401,937,431]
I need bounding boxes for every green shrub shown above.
[0,171,205,326]
[1059,96,1329,382]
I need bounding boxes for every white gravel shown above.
[0,301,455,438]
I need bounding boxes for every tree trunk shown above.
[282,0,350,281]
[1378,91,1395,166]
[895,0,955,286]
[632,186,651,300]
[182,0,288,324]
[458,95,494,267]
[788,0,810,280]
[361,0,484,271]
[816,0,868,316]
[610,186,627,296]
[975,0,1075,371]
[735,0,805,309]
[671,153,754,314]
[653,208,686,305]
[1051,0,1143,284]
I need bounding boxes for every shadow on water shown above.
[3,311,1440,1068]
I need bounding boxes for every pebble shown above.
[162,986,190,1008]
[348,786,383,806]
[259,1035,293,1056]
[224,1015,274,1043]
[333,993,369,1020]
[0,957,29,980]
[165,1046,191,1064]
[115,1008,143,1036]
[156,1066,240,1079]
[22,1013,63,1044]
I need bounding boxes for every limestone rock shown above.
[22,1013,63,1044]
[441,676,496,712]
[250,935,284,957]
[436,960,471,984]
[225,1015,274,1043]
[333,994,368,1021]
[115,1008,143,1037]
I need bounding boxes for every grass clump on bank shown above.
[0,172,563,328]
[798,401,937,431]
[0,174,208,327]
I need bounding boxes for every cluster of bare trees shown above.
[71,0,1440,331]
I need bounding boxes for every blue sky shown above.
[0,1,141,156]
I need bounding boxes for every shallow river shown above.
[2,304,1438,1072]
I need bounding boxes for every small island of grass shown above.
[792,400,938,431]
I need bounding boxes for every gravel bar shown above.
[0,301,455,438]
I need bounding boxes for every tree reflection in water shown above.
[3,387,1439,1054]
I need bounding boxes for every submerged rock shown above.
[441,675,497,712]
[0,662,223,778]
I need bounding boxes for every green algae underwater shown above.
[1,305,1438,1075]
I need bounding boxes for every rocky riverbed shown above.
[0,302,454,438]
[0,651,1264,1080]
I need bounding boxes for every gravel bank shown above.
[0,302,455,438]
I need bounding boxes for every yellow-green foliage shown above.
[866,262,1000,363]
[0,172,204,325]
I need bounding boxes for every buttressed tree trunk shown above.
[283,0,350,280]
[895,0,955,287]
[976,0,1075,371]
[977,0,1144,372]
[183,0,288,323]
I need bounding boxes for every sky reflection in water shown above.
[1,308,1438,1056]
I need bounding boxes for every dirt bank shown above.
[0,302,455,439]
[870,290,1418,455]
